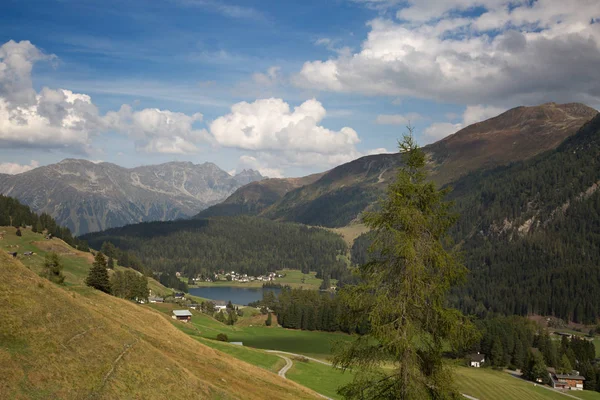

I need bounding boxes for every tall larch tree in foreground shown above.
[333,130,477,400]
[86,252,111,294]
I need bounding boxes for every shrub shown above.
[216,333,228,342]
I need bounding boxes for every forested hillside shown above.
[450,113,600,323]
[352,114,600,323]
[0,195,88,251]
[81,217,347,278]
[259,103,597,228]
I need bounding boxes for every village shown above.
[180,270,286,284]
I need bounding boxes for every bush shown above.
[216,333,228,342]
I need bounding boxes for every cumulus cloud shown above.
[210,98,360,154]
[375,112,422,125]
[424,104,506,142]
[0,40,212,154]
[104,105,207,154]
[0,160,39,174]
[0,40,105,152]
[294,1,600,105]
[210,98,387,175]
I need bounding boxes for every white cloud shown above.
[0,40,214,154]
[104,105,208,154]
[252,66,282,86]
[375,112,422,125]
[294,1,600,105]
[210,98,360,154]
[0,160,39,174]
[210,98,387,175]
[424,104,506,142]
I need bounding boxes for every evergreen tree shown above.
[558,353,573,374]
[227,310,236,326]
[15,228,21,237]
[41,252,65,284]
[107,256,115,269]
[319,275,331,290]
[491,338,505,367]
[332,132,477,399]
[523,350,548,384]
[215,311,226,323]
[85,252,111,293]
[266,312,272,326]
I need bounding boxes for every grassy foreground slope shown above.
[0,252,320,400]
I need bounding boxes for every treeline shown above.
[81,216,347,278]
[470,316,600,391]
[265,288,368,334]
[0,195,88,251]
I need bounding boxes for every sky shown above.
[0,0,599,177]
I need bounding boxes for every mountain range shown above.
[199,102,598,227]
[0,160,263,235]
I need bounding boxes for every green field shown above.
[149,303,352,360]
[189,268,335,291]
[456,367,600,400]
[286,359,354,400]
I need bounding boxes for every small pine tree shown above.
[85,252,111,293]
[266,312,272,326]
[15,228,22,237]
[107,256,115,269]
[42,252,65,284]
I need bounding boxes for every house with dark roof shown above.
[468,352,485,368]
[172,309,192,322]
[548,369,585,390]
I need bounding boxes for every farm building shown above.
[148,296,164,303]
[468,353,485,368]
[172,310,192,322]
[548,370,585,390]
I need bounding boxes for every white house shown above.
[469,352,485,368]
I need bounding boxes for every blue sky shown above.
[0,0,599,177]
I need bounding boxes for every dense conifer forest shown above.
[352,114,600,323]
[0,195,88,251]
[82,216,347,278]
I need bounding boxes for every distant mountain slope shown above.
[261,102,597,227]
[196,172,325,218]
[0,251,319,400]
[0,159,263,234]
[352,113,600,323]
[447,112,600,323]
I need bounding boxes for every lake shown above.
[188,286,281,305]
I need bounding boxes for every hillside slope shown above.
[0,159,263,235]
[261,103,597,227]
[196,172,326,218]
[448,112,600,323]
[0,251,319,400]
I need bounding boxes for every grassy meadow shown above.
[189,268,333,291]
[0,244,321,400]
[149,302,352,360]
[455,367,600,400]
[0,226,170,296]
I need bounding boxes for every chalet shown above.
[548,370,585,390]
[468,352,485,368]
[174,292,185,300]
[172,309,193,322]
[148,296,164,303]
[23,251,33,256]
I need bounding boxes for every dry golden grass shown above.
[329,223,369,247]
[0,252,321,400]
